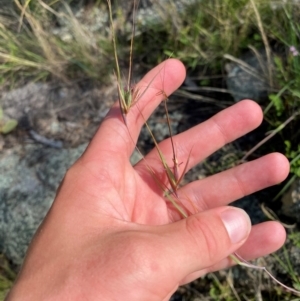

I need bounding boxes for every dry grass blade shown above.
[16,0,31,32]
[106,0,189,215]
[156,88,192,198]
[107,0,141,124]
[249,0,273,87]
[13,0,69,81]
[231,253,300,296]
[260,202,296,229]
[127,87,189,217]
[241,111,299,162]
[142,88,196,216]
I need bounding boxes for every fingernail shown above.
[220,208,251,244]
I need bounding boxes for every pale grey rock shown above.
[2,83,51,120]
[225,51,272,102]
[0,143,87,266]
[52,0,199,42]
[1,81,112,147]
[130,149,142,165]
[281,178,300,222]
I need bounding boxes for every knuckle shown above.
[185,214,223,265]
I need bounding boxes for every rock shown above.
[130,149,142,165]
[1,82,113,148]
[52,0,198,42]
[225,50,273,102]
[280,178,300,222]
[2,83,51,121]
[0,143,87,266]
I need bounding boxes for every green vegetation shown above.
[0,255,16,300]
[0,0,113,87]
[0,107,17,134]
[1,0,300,300]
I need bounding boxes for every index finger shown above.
[84,59,186,162]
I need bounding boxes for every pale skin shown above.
[6,59,289,301]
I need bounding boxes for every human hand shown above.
[6,59,289,301]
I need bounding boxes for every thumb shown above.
[158,207,251,279]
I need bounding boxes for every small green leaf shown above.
[293,282,300,291]
[284,140,291,152]
[291,89,300,98]
[269,93,284,116]
[200,79,210,86]
[1,119,18,134]
[274,56,283,71]
[0,107,3,120]
[253,33,261,41]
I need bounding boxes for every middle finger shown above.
[135,100,263,187]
